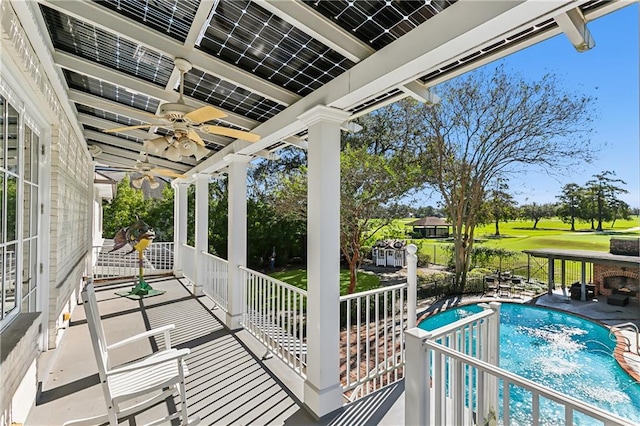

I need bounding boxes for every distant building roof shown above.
[407,216,450,227]
[523,248,640,268]
[374,239,407,250]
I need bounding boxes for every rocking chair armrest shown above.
[107,324,176,351]
[106,348,190,376]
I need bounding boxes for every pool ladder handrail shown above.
[609,322,640,356]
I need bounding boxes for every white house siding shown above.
[1,0,93,350]
[48,125,91,348]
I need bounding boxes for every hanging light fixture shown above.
[165,143,183,162]
[147,136,170,155]
[131,175,145,189]
[194,144,210,161]
[177,136,198,157]
[147,175,160,189]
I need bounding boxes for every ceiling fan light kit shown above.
[102,58,261,173]
[165,144,183,162]
[177,137,198,156]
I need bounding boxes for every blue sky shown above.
[424,3,639,208]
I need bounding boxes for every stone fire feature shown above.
[593,237,640,302]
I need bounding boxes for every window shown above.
[0,94,41,328]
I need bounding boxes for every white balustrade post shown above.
[172,181,189,278]
[194,173,209,296]
[485,301,501,420]
[407,244,418,328]
[225,154,251,330]
[298,105,351,418]
[405,328,430,426]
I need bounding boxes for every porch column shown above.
[298,105,351,418]
[194,173,209,296]
[225,154,251,330]
[172,182,189,278]
[547,257,555,295]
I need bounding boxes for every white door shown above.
[386,250,394,266]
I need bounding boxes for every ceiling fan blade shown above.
[199,125,260,142]
[152,168,186,178]
[184,106,227,123]
[103,124,155,133]
[187,129,205,146]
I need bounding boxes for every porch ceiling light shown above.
[131,175,145,189]
[194,144,210,161]
[147,136,170,155]
[165,143,183,162]
[177,136,198,157]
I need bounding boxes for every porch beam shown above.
[224,154,252,330]
[298,105,351,418]
[554,7,595,52]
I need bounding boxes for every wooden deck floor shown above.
[26,277,404,426]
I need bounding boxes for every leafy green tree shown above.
[609,199,631,228]
[102,175,149,237]
[519,202,556,229]
[585,170,628,231]
[270,145,419,294]
[556,183,584,231]
[419,65,594,290]
[142,184,175,241]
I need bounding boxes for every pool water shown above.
[419,303,640,425]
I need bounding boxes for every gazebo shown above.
[407,216,451,238]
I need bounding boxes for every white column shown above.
[225,154,251,330]
[172,182,189,278]
[194,173,209,296]
[298,105,351,418]
[405,327,431,425]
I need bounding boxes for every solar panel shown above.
[76,104,146,128]
[95,0,199,42]
[82,124,143,144]
[302,0,456,50]
[198,0,354,96]
[64,70,160,113]
[40,4,174,86]
[183,67,285,122]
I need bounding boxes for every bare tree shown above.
[420,66,595,290]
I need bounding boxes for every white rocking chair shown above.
[64,282,199,426]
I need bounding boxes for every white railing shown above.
[202,251,228,312]
[181,244,196,283]
[405,302,635,426]
[240,266,307,378]
[91,241,174,279]
[340,282,408,400]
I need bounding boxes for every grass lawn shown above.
[268,269,381,295]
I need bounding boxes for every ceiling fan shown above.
[114,154,186,189]
[103,58,260,161]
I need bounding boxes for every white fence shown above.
[91,241,174,279]
[202,251,228,312]
[405,302,635,426]
[181,244,196,283]
[240,266,307,378]
[340,283,408,401]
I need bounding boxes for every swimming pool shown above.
[419,303,640,424]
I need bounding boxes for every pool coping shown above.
[417,298,640,384]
